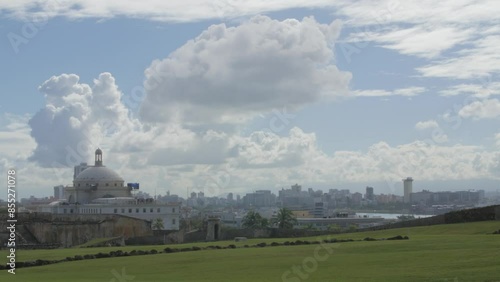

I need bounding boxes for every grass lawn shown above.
[2,221,499,281]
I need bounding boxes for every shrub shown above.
[150,249,158,254]
[284,241,291,245]
[192,246,201,251]
[387,235,404,240]
[111,250,124,256]
[364,237,377,241]
[73,255,83,260]
[257,242,267,247]
[35,259,50,266]
[270,242,280,246]
[227,244,236,249]
[164,247,177,253]
[244,245,249,248]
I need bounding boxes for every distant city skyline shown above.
[1,1,500,200]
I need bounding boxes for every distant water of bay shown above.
[356,212,434,219]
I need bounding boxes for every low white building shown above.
[40,149,180,230]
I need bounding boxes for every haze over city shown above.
[1,0,500,200]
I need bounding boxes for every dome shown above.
[74,166,124,182]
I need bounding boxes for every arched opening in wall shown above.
[214,224,219,240]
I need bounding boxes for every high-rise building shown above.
[53,185,64,199]
[365,186,374,201]
[403,177,413,203]
[73,162,88,180]
[227,192,233,201]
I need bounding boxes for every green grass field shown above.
[2,221,500,281]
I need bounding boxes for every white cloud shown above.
[353,86,425,97]
[345,26,474,59]
[28,73,138,167]
[458,99,500,119]
[0,0,342,22]
[334,1,500,78]
[0,114,36,162]
[414,120,448,143]
[415,120,438,130]
[234,127,319,168]
[496,133,500,148]
[417,35,500,79]
[139,16,351,125]
[439,82,500,97]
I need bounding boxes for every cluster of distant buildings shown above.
[8,149,492,233]
[401,176,485,213]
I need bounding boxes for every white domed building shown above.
[66,148,131,203]
[42,149,180,231]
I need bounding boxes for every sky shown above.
[1,0,500,200]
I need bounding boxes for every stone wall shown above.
[0,212,153,247]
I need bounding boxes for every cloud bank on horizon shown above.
[1,0,500,197]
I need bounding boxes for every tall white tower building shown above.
[403,177,413,203]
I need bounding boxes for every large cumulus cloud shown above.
[28,73,135,167]
[139,16,351,125]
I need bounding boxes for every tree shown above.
[242,211,268,229]
[347,224,358,232]
[274,208,297,229]
[152,218,164,230]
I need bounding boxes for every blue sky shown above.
[1,1,499,199]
